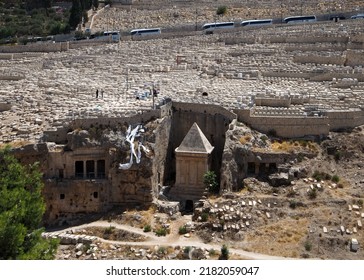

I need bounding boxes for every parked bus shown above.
[283,15,317,24]
[103,31,120,42]
[202,22,234,33]
[130,28,161,36]
[241,19,273,27]
[351,13,364,19]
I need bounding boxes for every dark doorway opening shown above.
[75,161,84,178]
[185,200,194,213]
[86,160,95,178]
[247,162,256,175]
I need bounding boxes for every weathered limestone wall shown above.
[325,109,364,131]
[293,54,346,66]
[43,180,109,225]
[255,97,291,107]
[42,127,70,144]
[0,40,119,54]
[0,42,69,53]
[70,110,160,130]
[250,116,330,138]
[42,109,161,144]
[0,40,118,53]
[235,109,330,138]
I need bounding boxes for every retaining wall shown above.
[0,42,69,53]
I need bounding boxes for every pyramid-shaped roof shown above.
[175,123,214,154]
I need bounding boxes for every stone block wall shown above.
[324,109,364,131]
[293,54,346,66]
[235,109,330,138]
[249,116,330,138]
[70,109,161,130]
[0,42,69,53]
[255,97,291,107]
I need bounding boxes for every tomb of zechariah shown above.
[1,11,364,225]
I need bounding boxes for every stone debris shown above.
[358,220,362,228]
[352,205,360,210]
[340,226,345,233]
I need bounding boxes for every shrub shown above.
[158,246,166,254]
[312,170,323,181]
[178,226,187,235]
[104,226,115,234]
[216,6,227,16]
[331,175,340,183]
[219,244,229,260]
[304,241,312,251]
[201,212,209,222]
[209,249,217,256]
[184,246,191,254]
[289,200,297,209]
[143,224,151,232]
[334,150,341,161]
[154,227,168,237]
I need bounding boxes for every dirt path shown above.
[49,218,290,260]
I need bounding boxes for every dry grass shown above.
[0,140,32,149]
[244,218,309,258]
[271,140,319,153]
[239,134,252,145]
[118,205,156,229]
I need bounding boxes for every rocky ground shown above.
[52,125,364,260]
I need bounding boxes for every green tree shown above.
[203,170,218,194]
[0,147,58,260]
[69,0,82,29]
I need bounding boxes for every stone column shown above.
[255,162,260,175]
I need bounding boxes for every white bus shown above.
[202,22,234,33]
[283,15,317,24]
[241,19,273,27]
[130,28,161,36]
[103,31,120,42]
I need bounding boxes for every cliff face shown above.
[220,122,269,193]
[219,121,312,192]
[11,116,172,226]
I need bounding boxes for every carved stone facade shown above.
[169,123,214,207]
